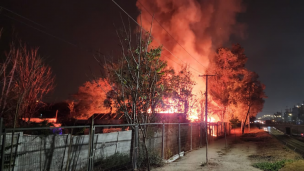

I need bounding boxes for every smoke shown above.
[136,0,245,94]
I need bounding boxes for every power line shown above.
[1,4,203,75]
[3,14,78,47]
[0,6,108,57]
[161,53,203,75]
[111,0,204,75]
[136,1,207,70]
[0,6,48,30]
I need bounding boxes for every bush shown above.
[252,160,293,171]
[95,152,130,170]
[138,146,164,168]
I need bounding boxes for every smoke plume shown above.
[136,0,245,94]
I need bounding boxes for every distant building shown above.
[284,108,293,122]
[257,114,274,120]
[273,112,283,122]
[298,103,304,124]
[77,112,189,133]
[21,110,61,127]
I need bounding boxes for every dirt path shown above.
[152,129,261,171]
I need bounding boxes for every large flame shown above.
[150,98,219,123]
[136,0,245,94]
[136,0,245,122]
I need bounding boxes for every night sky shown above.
[1,0,304,117]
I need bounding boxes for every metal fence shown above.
[0,120,230,171]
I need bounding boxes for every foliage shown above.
[252,159,293,171]
[95,24,171,170]
[95,152,130,170]
[162,65,197,120]
[138,146,163,168]
[208,44,266,122]
[73,78,113,118]
[229,116,240,128]
[104,41,169,124]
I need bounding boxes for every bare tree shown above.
[1,34,56,169]
[0,30,18,119]
[13,43,55,126]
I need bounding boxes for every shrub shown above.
[95,152,130,170]
[252,159,293,171]
[138,146,164,168]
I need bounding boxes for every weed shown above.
[252,159,293,171]
[200,162,219,167]
[138,147,164,168]
[280,159,304,171]
[200,162,206,166]
[248,154,273,161]
[94,152,130,170]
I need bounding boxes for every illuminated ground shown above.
[152,127,303,171]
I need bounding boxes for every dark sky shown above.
[231,0,304,116]
[1,0,304,117]
[0,0,139,101]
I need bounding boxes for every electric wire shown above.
[1,4,203,75]
[0,6,109,59]
[0,6,48,30]
[3,14,78,47]
[161,53,202,75]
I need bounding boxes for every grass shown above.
[138,146,164,168]
[245,131,302,162]
[252,159,293,171]
[280,159,304,171]
[246,129,304,171]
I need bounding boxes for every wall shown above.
[2,130,132,171]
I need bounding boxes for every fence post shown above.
[178,123,181,156]
[0,118,4,170]
[12,133,20,171]
[190,123,192,151]
[199,122,202,147]
[162,123,165,159]
[88,117,95,171]
[1,129,6,171]
[0,118,2,138]
[216,123,218,137]
[224,122,227,148]
[134,124,139,170]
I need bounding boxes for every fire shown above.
[136,0,244,124]
[136,0,245,98]
[188,114,198,122]
[187,111,217,123]
[149,98,219,123]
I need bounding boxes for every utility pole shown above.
[199,74,215,165]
